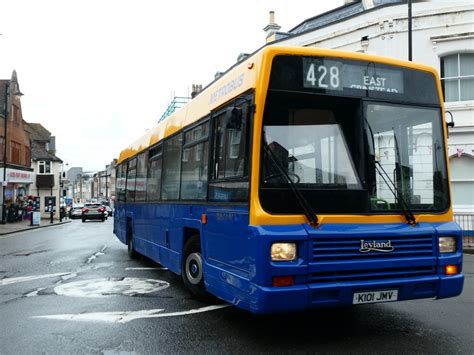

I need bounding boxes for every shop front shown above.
[1,167,34,222]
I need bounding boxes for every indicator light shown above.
[445,265,458,275]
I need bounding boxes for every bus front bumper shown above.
[250,274,464,314]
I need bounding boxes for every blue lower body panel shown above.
[113,203,464,314]
[250,274,464,314]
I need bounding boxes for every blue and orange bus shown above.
[114,46,463,313]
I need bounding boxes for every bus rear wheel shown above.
[127,228,139,259]
[182,236,209,301]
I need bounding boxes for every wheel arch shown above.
[182,227,201,250]
[126,217,133,242]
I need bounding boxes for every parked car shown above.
[69,204,84,219]
[82,203,106,222]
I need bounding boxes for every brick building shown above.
[0,71,34,222]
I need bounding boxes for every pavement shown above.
[0,218,71,235]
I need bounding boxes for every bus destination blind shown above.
[302,57,404,94]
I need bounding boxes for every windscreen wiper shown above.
[374,162,417,226]
[263,140,319,227]
[365,120,417,226]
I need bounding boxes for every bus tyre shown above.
[182,236,209,301]
[127,229,139,260]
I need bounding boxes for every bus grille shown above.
[309,235,436,283]
[311,235,435,261]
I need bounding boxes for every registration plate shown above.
[353,290,398,304]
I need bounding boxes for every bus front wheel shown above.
[182,236,209,301]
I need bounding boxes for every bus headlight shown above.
[271,243,297,261]
[439,236,457,253]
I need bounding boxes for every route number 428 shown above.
[306,63,340,89]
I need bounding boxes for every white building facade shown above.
[32,160,63,219]
[276,0,473,214]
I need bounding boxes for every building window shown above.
[10,141,21,164]
[38,161,51,174]
[441,53,474,102]
[11,106,20,123]
[449,155,474,208]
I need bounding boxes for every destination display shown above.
[302,57,404,93]
[268,55,440,106]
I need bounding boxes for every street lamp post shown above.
[408,0,413,61]
[1,81,23,224]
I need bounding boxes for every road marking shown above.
[33,304,231,323]
[0,272,70,286]
[86,245,107,264]
[25,287,46,297]
[87,252,105,264]
[125,267,168,271]
[54,277,170,297]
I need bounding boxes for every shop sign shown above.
[6,168,34,183]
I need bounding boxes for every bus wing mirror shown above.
[445,111,455,138]
[445,111,455,128]
[226,107,243,130]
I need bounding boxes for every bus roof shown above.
[117,45,439,164]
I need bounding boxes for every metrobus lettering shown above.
[209,73,244,104]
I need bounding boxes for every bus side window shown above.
[161,133,183,200]
[147,145,162,201]
[135,152,147,202]
[209,100,250,202]
[181,121,209,200]
[116,163,126,203]
[126,158,137,203]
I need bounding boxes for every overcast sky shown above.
[0,0,343,172]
